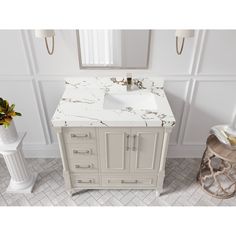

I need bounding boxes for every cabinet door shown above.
[99,128,131,173]
[130,128,164,173]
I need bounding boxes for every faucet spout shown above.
[126,73,132,91]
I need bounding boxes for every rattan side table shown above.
[198,134,236,199]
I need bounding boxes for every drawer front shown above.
[102,175,157,187]
[66,143,99,173]
[66,143,97,160]
[71,174,100,187]
[68,159,98,173]
[63,127,96,143]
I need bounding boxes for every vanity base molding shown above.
[55,126,172,197]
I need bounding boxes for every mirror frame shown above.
[76,30,151,70]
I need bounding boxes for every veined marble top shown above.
[52,77,175,127]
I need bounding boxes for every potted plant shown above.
[0,97,22,144]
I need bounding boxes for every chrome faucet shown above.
[126,73,132,91]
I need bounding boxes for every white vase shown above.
[0,120,18,144]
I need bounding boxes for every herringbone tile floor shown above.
[0,158,236,206]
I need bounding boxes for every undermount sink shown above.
[103,93,158,110]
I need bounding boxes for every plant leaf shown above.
[15,112,22,116]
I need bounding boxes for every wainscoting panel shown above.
[149,30,196,75]
[164,79,189,145]
[38,80,65,143]
[0,80,46,145]
[28,30,79,75]
[0,30,236,158]
[198,30,236,75]
[0,30,31,76]
[183,79,236,145]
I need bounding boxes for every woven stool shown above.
[198,134,236,199]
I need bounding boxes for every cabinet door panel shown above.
[99,128,130,173]
[131,128,163,173]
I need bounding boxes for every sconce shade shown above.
[175,30,194,38]
[35,30,55,38]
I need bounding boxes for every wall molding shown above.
[21,30,52,145]
[1,30,236,159]
[178,78,196,145]
[182,79,236,145]
[193,30,207,75]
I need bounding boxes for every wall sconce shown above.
[35,30,55,55]
[175,30,194,55]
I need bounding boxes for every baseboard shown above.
[0,143,205,159]
[167,145,205,158]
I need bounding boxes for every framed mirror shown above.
[76,30,151,69]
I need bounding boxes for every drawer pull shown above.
[75,164,93,169]
[77,179,93,184]
[126,134,130,151]
[73,150,90,155]
[121,180,138,184]
[132,135,137,151]
[71,133,89,138]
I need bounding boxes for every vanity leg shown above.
[67,190,74,197]
[156,189,161,197]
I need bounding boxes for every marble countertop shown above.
[51,77,175,127]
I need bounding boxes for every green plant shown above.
[0,98,22,128]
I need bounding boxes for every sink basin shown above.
[103,93,157,110]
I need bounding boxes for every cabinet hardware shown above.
[71,133,89,138]
[73,150,90,154]
[75,164,93,169]
[77,179,93,184]
[132,135,137,151]
[121,180,138,184]
[126,134,130,151]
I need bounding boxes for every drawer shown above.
[71,174,100,187]
[68,158,98,173]
[102,175,157,187]
[66,143,97,160]
[63,127,96,143]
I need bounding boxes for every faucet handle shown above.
[126,73,132,85]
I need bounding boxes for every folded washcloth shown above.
[210,125,236,149]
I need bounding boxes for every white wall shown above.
[0,30,235,158]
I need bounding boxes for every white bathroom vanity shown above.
[52,77,175,196]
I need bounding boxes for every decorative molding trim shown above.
[25,30,39,74]
[189,30,201,75]
[0,30,235,159]
[31,79,52,144]
[179,78,196,145]
[193,30,207,75]
[182,79,236,145]
[38,80,57,144]
[0,76,34,81]
[20,30,34,75]
[21,30,52,145]
[164,79,189,145]
[167,145,205,158]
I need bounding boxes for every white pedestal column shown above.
[0,133,37,193]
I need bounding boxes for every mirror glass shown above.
[77,30,151,69]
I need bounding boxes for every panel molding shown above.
[163,78,190,145]
[105,132,126,170]
[1,30,236,158]
[38,79,64,144]
[134,132,157,170]
[20,30,34,75]
[178,78,196,145]
[21,30,51,145]
[182,79,236,145]
[189,30,207,75]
